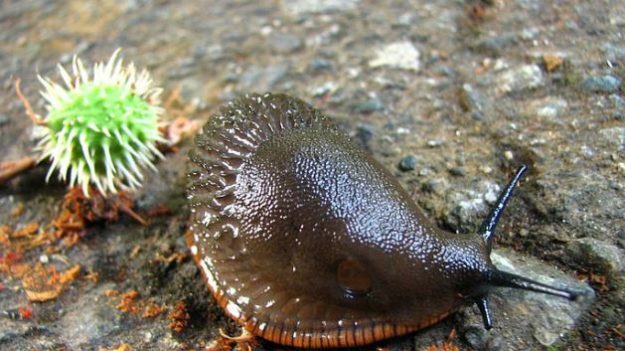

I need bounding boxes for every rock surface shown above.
[1,0,622,350]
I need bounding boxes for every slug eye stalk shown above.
[479,165,528,252]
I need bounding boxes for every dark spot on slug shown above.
[336,258,371,298]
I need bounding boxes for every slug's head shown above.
[467,165,582,330]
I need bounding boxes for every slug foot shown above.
[206,328,259,351]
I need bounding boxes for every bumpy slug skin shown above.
[186,94,457,348]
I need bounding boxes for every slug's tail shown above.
[479,165,528,251]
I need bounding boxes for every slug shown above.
[186,93,580,348]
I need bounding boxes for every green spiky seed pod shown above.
[36,49,165,196]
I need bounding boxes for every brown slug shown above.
[186,93,580,348]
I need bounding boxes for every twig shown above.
[15,78,46,126]
[0,156,37,185]
[116,200,148,226]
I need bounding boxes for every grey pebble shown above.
[460,83,487,113]
[496,64,545,94]
[351,98,384,113]
[0,114,8,126]
[581,75,622,94]
[473,33,517,56]
[449,166,466,177]
[239,64,289,91]
[282,0,360,14]
[268,32,303,54]
[422,178,448,196]
[398,155,418,171]
[308,58,333,73]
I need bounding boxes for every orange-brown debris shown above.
[0,156,38,185]
[105,289,120,297]
[142,302,166,318]
[21,263,81,302]
[57,187,147,229]
[154,251,188,265]
[160,86,202,148]
[543,54,564,72]
[425,328,459,351]
[10,202,25,217]
[116,290,141,314]
[0,251,29,278]
[145,204,171,218]
[168,301,190,333]
[84,270,100,283]
[97,343,133,351]
[578,271,609,293]
[106,288,167,319]
[12,222,39,238]
[18,306,33,319]
[0,225,12,246]
[207,329,258,351]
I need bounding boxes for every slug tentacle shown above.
[485,269,581,300]
[479,165,528,251]
[474,297,493,330]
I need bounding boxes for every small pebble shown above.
[449,167,466,177]
[369,41,420,71]
[427,139,445,147]
[581,75,622,94]
[267,32,303,54]
[422,178,448,196]
[308,58,333,72]
[504,150,514,160]
[496,64,545,94]
[480,165,493,174]
[355,123,375,147]
[398,155,418,171]
[351,98,384,113]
